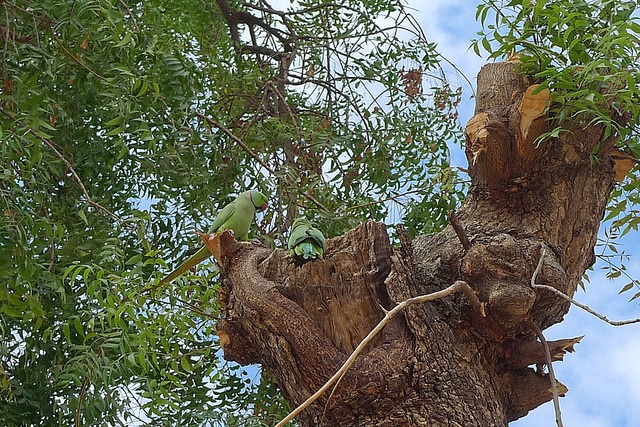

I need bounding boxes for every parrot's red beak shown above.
[259,203,267,212]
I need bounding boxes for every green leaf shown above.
[180,356,192,372]
[78,209,89,226]
[63,323,72,344]
[106,125,125,136]
[74,317,84,337]
[105,116,124,126]
[114,33,132,47]
[619,282,634,294]
[481,36,493,54]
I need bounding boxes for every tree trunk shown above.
[213,62,622,426]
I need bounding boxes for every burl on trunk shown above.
[211,62,624,426]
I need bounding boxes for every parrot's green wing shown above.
[216,195,254,241]
[288,218,326,264]
[208,201,236,233]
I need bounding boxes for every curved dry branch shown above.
[528,320,564,427]
[52,34,106,81]
[195,112,274,174]
[533,284,640,326]
[530,245,564,427]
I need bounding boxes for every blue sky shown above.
[410,1,640,425]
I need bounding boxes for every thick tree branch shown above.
[215,0,293,55]
[199,58,627,425]
[215,230,345,378]
[275,280,485,427]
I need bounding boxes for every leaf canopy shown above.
[0,0,464,425]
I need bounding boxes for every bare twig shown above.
[76,348,101,427]
[343,189,424,212]
[532,284,640,326]
[530,245,563,427]
[195,112,330,214]
[448,210,471,250]
[485,0,524,39]
[529,319,564,427]
[2,5,9,82]
[151,295,219,320]
[300,191,330,213]
[0,105,122,223]
[265,80,300,135]
[117,0,140,32]
[195,112,275,174]
[76,376,90,427]
[52,34,106,81]
[531,246,546,288]
[275,280,484,427]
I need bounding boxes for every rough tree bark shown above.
[212,62,627,426]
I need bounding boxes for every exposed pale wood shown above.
[456,62,617,329]
[517,84,551,165]
[465,65,552,192]
[197,229,231,262]
[518,84,549,142]
[611,149,638,182]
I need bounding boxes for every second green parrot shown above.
[287,218,326,265]
[162,190,268,283]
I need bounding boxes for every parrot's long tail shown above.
[162,245,214,283]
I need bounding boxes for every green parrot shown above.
[162,190,268,283]
[287,218,326,265]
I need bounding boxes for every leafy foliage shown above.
[600,175,640,299]
[0,0,464,425]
